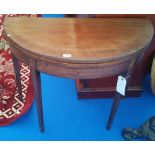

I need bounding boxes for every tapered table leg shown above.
[106,57,138,130]
[30,59,44,132]
[11,54,23,102]
[107,92,123,129]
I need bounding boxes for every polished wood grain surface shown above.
[3,17,154,64]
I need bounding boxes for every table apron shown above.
[9,44,136,79]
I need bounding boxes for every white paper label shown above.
[116,75,127,96]
[63,54,72,58]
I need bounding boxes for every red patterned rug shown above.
[0,14,38,126]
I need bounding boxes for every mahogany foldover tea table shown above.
[3,17,154,132]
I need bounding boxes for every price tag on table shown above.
[63,53,72,58]
[116,75,127,96]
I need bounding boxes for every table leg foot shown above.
[30,59,44,132]
[106,92,122,130]
[11,53,23,102]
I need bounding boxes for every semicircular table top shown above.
[3,17,154,64]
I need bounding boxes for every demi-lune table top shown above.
[3,17,154,79]
[3,17,154,64]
